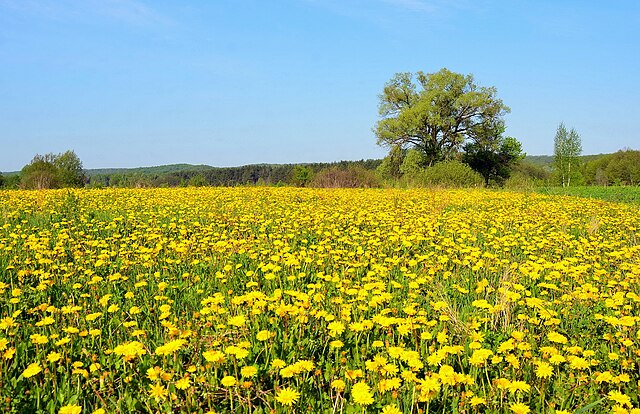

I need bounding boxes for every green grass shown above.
[536,186,640,204]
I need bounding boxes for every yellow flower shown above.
[275,387,300,406]
[3,347,16,360]
[85,312,103,321]
[47,352,62,363]
[22,362,42,378]
[113,341,146,361]
[509,402,530,414]
[256,330,272,341]
[547,331,568,344]
[381,405,402,414]
[468,349,493,366]
[146,366,162,381]
[608,391,632,407]
[507,380,530,394]
[351,381,374,406]
[203,350,225,363]
[569,357,589,370]
[549,354,566,365]
[149,383,168,401]
[228,315,246,327]
[175,377,190,390]
[594,371,614,383]
[535,361,553,379]
[155,339,186,356]
[221,376,237,387]
[327,321,345,337]
[241,365,258,377]
[59,405,82,414]
[470,396,486,407]
[30,334,48,345]
[36,316,55,327]
[331,379,346,392]
[329,340,344,348]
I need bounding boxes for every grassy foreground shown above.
[0,187,639,413]
[536,186,640,205]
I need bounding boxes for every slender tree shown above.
[554,123,582,187]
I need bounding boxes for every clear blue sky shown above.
[1,0,638,171]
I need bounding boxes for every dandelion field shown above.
[1,188,639,413]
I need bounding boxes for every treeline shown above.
[583,149,640,186]
[521,149,640,187]
[0,154,382,189]
[88,160,382,188]
[2,150,638,190]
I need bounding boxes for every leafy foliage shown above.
[463,136,523,186]
[19,151,86,190]
[289,165,314,187]
[410,160,484,187]
[375,68,509,165]
[583,149,640,186]
[377,145,405,181]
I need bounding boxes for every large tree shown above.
[374,68,510,166]
[20,150,86,189]
[20,154,60,190]
[54,150,86,187]
[553,123,582,187]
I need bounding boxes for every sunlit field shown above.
[1,187,639,413]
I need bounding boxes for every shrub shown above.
[504,172,543,190]
[409,160,484,188]
[311,166,380,188]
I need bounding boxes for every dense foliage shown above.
[19,151,86,190]
[583,150,640,186]
[375,69,510,166]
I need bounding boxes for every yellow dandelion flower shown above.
[149,383,168,401]
[22,362,42,378]
[241,365,258,377]
[351,381,374,406]
[221,375,237,387]
[275,387,300,406]
[608,391,632,407]
[58,405,82,414]
[509,402,530,414]
[381,405,402,414]
[535,361,553,379]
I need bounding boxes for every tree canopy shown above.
[374,68,510,166]
[463,136,523,186]
[20,150,86,189]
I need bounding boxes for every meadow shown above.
[536,186,640,205]
[0,187,639,413]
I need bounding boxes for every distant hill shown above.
[86,163,214,177]
[524,153,610,168]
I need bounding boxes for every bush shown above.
[400,149,428,176]
[311,166,381,188]
[504,172,544,190]
[408,160,484,188]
